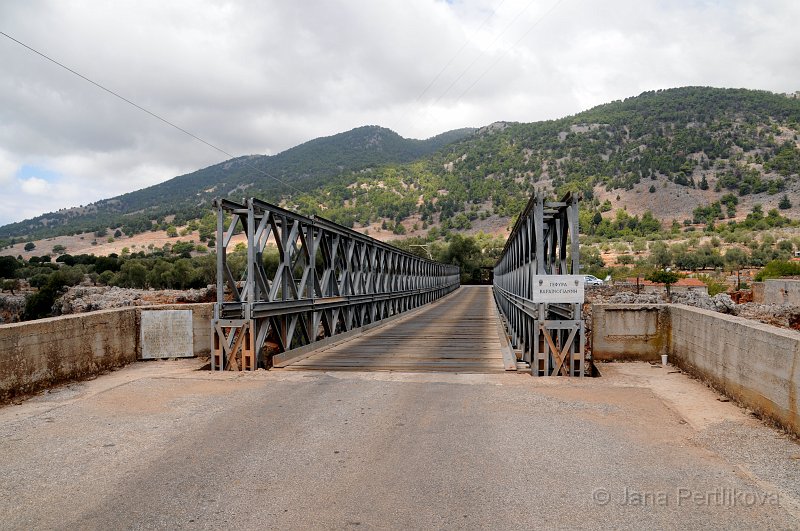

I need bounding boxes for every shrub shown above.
[754,260,800,281]
[695,274,728,296]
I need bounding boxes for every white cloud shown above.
[0,150,18,185]
[19,176,50,196]
[0,0,799,225]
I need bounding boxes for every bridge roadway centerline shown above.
[281,285,507,372]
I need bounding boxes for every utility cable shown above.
[413,0,507,104]
[0,30,306,198]
[454,0,565,104]
[0,30,398,215]
[428,0,537,110]
[407,0,536,134]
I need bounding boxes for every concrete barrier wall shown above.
[591,304,670,362]
[0,308,138,401]
[592,303,800,436]
[670,304,800,436]
[0,303,213,401]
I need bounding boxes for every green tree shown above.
[2,278,20,294]
[580,246,605,276]
[649,241,672,269]
[442,234,480,283]
[646,269,680,299]
[695,273,727,296]
[0,255,20,278]
[754,260,800,281]
[24,242,35,252]
[98,270,115,285]
[114,261,148,288]
[778,194,792,210]
[23,268,84,320]
[724,247,748,290]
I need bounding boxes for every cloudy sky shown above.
[1,0,799,225]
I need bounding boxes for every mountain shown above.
[0,125,476,242]
[287,87,800,235]
[3,87,800,248]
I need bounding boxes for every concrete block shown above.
[763,279,800,305]
[592,302,800,436]
[591,304,670,361]
[669,305,800,437]
[140,310,193,359]
[145,303,213,357]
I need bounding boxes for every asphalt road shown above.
[0,360,798,530]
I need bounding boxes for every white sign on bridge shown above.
[531,275,585,303]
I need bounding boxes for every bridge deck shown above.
[282,285,507,372]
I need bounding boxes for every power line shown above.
[426,0,537,111]
[0,29,421,221]
[454,0,565,104]
[412,0,508,105]
[0,30,306,199]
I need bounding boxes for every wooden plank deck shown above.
[281,285,507,373]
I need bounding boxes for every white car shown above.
[584,275,604,286]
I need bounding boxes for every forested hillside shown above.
[2,87,800,249]
[289,87,800,237]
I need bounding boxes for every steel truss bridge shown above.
[211,198,460,371]
[493,192,584,376]
[212,193,584,376]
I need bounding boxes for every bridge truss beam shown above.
[212,198,460,370]
[493,192,584,376]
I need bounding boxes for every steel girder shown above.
[492,192,585,376]
[211,198,460,370]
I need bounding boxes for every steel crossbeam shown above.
[211,198,460,370]
[492,192,585,376]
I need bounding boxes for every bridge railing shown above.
[212,198,460,370]
[493,192,585,376]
